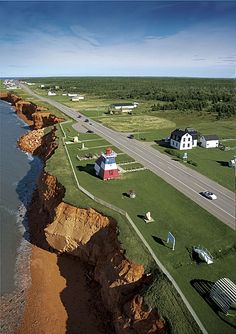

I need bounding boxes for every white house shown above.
[48,91,56,96]
[199,135,219,148]
[109,102,138,113]
[170,128,198,150]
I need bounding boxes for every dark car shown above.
[84,119,89,122]
[128,134,134,139]
[78,115,82,118]
[87,130,94,133]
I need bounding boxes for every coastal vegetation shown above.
[25,76,236,119]
[47,118,235,333]
[2,80,235,333]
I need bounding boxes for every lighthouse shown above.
[94,147,119,180]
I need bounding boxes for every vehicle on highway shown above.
[89,123,92,125]
[84,119,89,122]
[87,130,94,133]
[200,191,217,200]
[78,115,82,118]
[128,134,134,139]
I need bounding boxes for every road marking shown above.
[94,126,235,220]
[21,85,235,223]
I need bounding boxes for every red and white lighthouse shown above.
[94,147,119,180]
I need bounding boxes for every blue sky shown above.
[0,1,235,78]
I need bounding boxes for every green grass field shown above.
[14,82,236,333]
[57,122,235,334]
[97,114,175,132]
[152,144,235,191]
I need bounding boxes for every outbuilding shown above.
[108,102,138,114]
[48,91,56,96]
[199,135,219,148]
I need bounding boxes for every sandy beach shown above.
[15,245,113,334]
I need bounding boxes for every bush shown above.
[164,149,175,156]
[187,160,198,166]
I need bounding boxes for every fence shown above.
[59,122,207,334]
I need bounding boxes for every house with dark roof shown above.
[170,128,198,150]
[199,135,219,148]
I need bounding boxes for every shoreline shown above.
[0,104,43,334]
[0,94,114,334]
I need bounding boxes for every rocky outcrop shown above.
[0,92,21,104]
[31,173,166,334]
[15,100,37,121]
[0,92,64,129]
[18,127,58,161]
[32,112,64,130]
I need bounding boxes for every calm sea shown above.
[0,100,42,295]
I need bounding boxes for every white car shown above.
[201,191,217,200]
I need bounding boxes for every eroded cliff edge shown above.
[29,171,166,333]
[1,92,167,333]
[0,92,64,129]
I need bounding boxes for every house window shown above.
[183,138,186,142]
[188,143,190,147]
[183,144,185,148]
[188,137,191,141]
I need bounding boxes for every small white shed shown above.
[48,91,56,96]
[199,135,219,148]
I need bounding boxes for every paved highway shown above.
[20,83,236,230]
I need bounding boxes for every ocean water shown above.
[0,100,43,296]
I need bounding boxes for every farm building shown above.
[199,135,219,148]
[170,128,198,150]
[108,102,138,114]
[71,96,85,102]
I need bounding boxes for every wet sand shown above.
[16,246,113,334]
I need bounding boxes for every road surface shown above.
[20,83,236,230]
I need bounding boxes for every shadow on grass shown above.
[190,279,236,329]
[122,192,130,198]
[152,235,165,247]
[154,139,170,148]
[77,164,97,177]
[137,214,146,220]
[216,160,229,167]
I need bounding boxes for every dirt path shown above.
[15,246,113,334]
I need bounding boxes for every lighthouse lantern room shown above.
[94,147,119,180]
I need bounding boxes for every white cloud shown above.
[70,25,100,46]
[0,23,235,77]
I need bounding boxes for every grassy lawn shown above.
[152,144,235,191]
[57,123,236,334]
[20,83,235,332]
[45,125,202,333]
[0,80,7,91]
[97,114,175,132]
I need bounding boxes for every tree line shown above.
[26,76,235,119]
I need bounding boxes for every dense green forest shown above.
[25,77,236,119]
